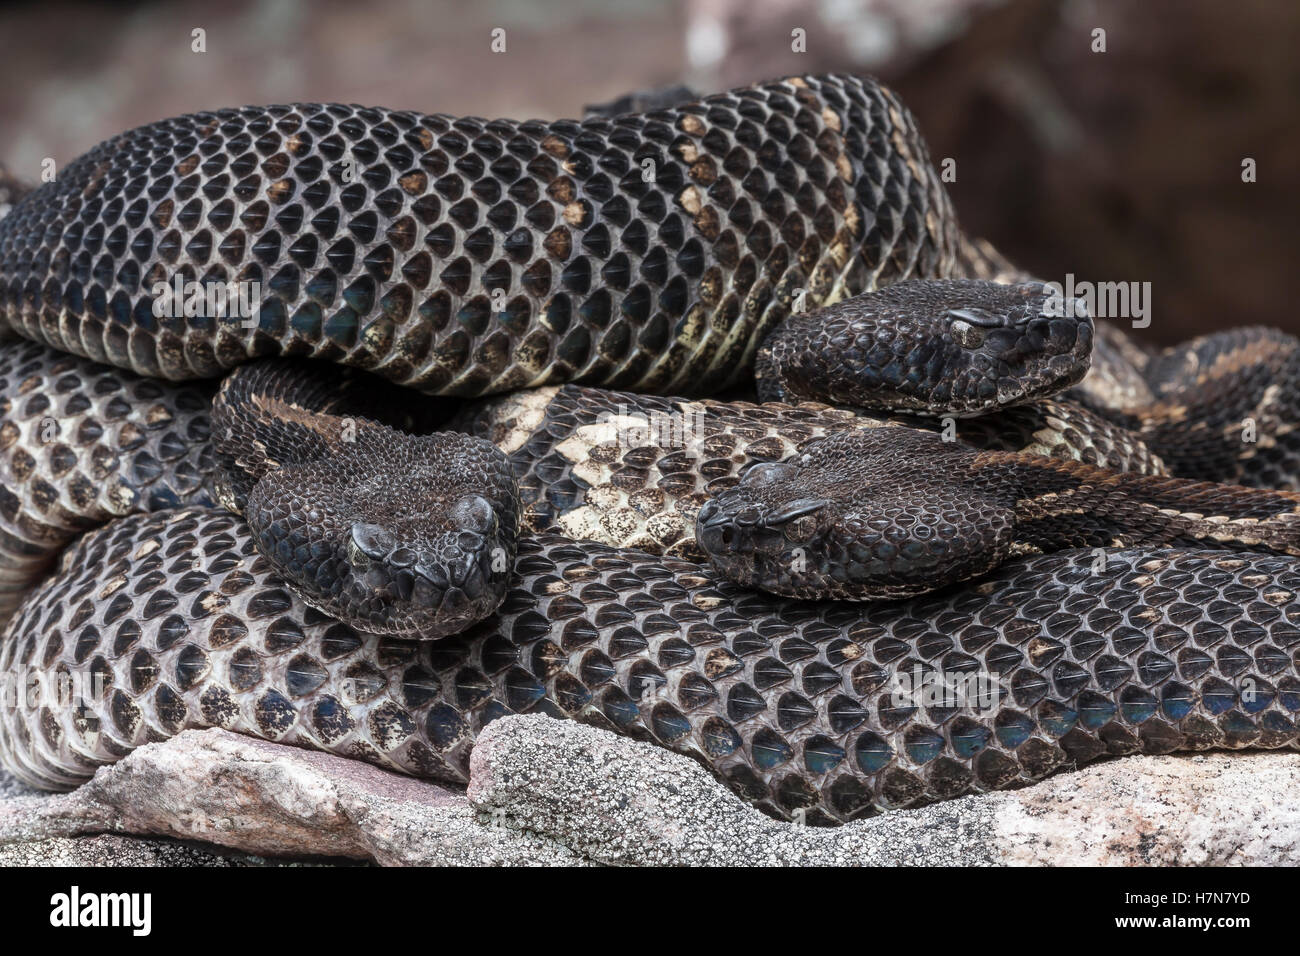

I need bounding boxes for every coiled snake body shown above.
[0,74,1298,822]
[6,508,1300,824]
[0,74,960,394]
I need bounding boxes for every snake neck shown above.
[982,452,1300,558]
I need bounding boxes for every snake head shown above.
[756,279,1093,415]
[246,428,520,639]
[342,491,504,633]
[697,427,1014,601]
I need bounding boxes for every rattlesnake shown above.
[0,74,1297,823]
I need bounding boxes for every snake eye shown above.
[783,514,819,543]
[945,306,1004,329]
[948,317,987,349]
[450,493,495,534]
[764,497,828,526]
[740,461,799,487]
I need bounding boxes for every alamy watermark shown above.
[594,404,710,454]
[151,275,262,324]
[49,886,151,936]
[887,664,1003,715]
[0,667,109,712]
[1040,273,1152,329]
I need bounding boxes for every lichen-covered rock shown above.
[472,715,1300,866]
[0,833,285,866]
[3,719,1297,865]
[0,729,580,866]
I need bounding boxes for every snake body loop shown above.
[0,75,965,396]
[3,508,1299,823]
[0,75,1298,820]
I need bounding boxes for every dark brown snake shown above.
[0,74,1298,823]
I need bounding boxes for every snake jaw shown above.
[321,519,515,639]
[235,424,520,640]
[758,279,1095,415]
[697,427,1022,601]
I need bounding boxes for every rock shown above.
[0,833,296,866]
[0,729,583,866]
[3,719,1297,865]
[0,767,41,800]
[469,715,1300,866]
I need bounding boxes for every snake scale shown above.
[0,73,1298,823]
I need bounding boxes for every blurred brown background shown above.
[0,0,1294,344]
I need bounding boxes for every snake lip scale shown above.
[0,74,1297,825]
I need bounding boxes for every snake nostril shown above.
[414,560,449,590]
[411,572,441,607]
[697,516,736,555]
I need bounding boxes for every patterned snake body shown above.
[0,342,1166,626]
[0,340,214,619]
[0,74,964,397]
[3,507,1298,823]
[0,75,1298,818]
